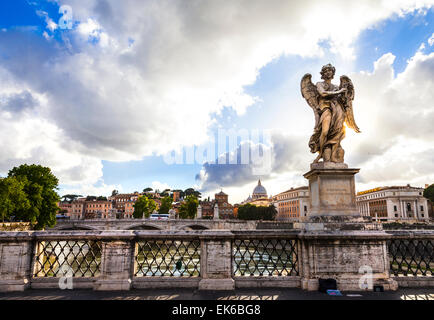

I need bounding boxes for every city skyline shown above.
[0,1,433,204]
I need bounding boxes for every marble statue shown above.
[301,64,360,163]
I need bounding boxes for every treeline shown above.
[133,194,199,219]
[0,164,60,229]
[140,187,201,199]
[237,203,277,221]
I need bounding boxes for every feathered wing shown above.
[340,75,361,133]
[300,73,320,129]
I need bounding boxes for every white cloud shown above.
[347,50,434,189]
[197,48,434,201]
[36,10,58,32]
[151,181,172,192]
[60,182,122,197]
[428,32,434,46]
[1,0,433,195]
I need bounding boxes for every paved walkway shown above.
[0,288,433,300]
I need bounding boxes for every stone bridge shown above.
[50,219,292,231]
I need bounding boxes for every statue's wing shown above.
[301,73,320,128]
[340,75,361,133]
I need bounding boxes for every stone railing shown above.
[385,230,434,288]
[0,229,432,292]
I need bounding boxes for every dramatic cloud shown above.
[0,0,433,195]
[196,132,308,192]
[347,50,434,189]
[197,48,434,198]
[0,90,37,113]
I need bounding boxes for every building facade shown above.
[356,185,429,221]
[198,191,234,219]
[70,198,86,220]
[58,201,73,216]
[274,186,310,220]
[109,193,140,218]
[84,200,113,219]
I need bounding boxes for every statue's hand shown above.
[339,88,347,94]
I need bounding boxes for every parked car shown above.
[149,214,170,220]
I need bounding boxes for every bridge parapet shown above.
[50,219,259,231]
[0,229,432,292]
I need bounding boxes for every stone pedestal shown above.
[299,162,398,291]
[94,240,134,291]
[0,239,32,292]
[304,162,359,216]
[198,230,234,291]
[299,231,398,291]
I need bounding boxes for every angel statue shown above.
[301,64,360,164]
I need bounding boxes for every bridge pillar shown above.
[94,235,135,291]
[296,163,399,291]
[198,230,234,291]
[298,230,398,291]
[0,234,32,292]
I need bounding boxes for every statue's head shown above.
[320,63,336,80]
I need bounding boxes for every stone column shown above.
[297,162,398,291]
[94,233,135,291]
[213,203,219,220]
[197,205,202,219]
[299,232,398,291]
[198,230,234,290]
[0,232,33,292]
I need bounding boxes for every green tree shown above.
[0,177,30,222]
[184,188,201,199]
[133,195,157,219]
[423,184,434,203]
[111,189,119,196]
[237,204,276,221]
[8,164,60,229]
[179,195,199,219]
[160,188,171,197]
[143,187,153,193]
[96,196,107,201]
[159,196,173,215]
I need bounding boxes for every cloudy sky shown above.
[0,0,433,203]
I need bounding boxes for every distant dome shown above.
[252,180,267,199]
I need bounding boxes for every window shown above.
[394,205,397,212]
[304,206,307,212]
[406,203,411,211]
[395,214,398,217]
[420,205,424,212]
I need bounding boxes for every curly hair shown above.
[320,64,336,79]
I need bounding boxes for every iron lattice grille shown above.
[233,239,298,276]
[388,239,433,276]
[135,240,200,277]
[33,240,102,277]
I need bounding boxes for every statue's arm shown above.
[316,82,346,97]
